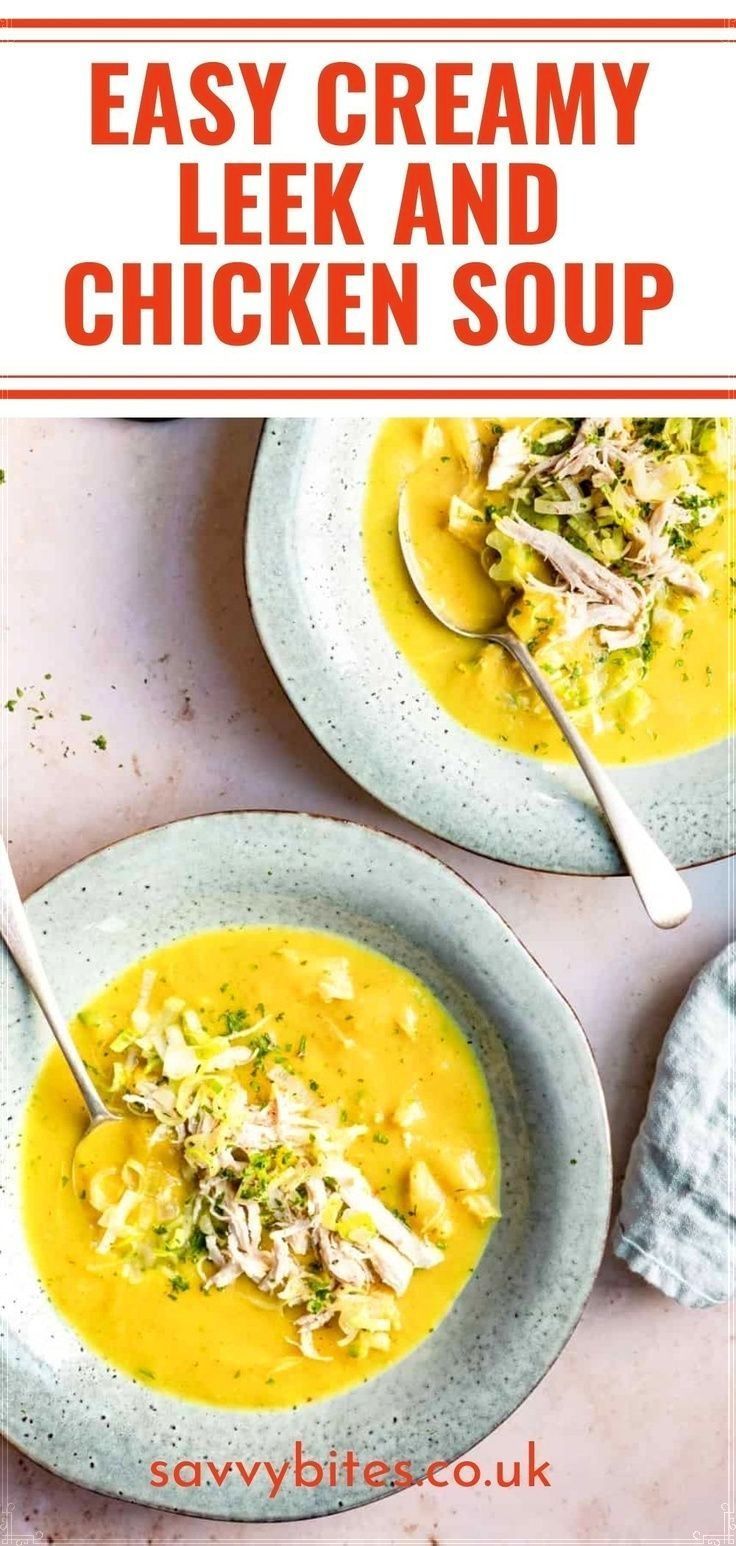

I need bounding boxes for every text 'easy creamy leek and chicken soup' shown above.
[23,927,499,1408]
[363,417,731,763]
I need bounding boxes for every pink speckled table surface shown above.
[3,417,730,1545]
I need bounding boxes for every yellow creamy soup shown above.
[23,927,498,1410]
[363,417,731,764]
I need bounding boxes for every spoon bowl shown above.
[71,1112,129,1199]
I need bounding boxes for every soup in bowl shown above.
[24,924,499,1409]
[4,812,611,1521]
[246,420,731,871]
[363,416,730,766]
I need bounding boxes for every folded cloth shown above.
[613,942,735,1308]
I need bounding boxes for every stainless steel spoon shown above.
[0,835,119,1167]
[398,495,692,929]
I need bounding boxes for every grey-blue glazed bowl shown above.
[245,418,731,874]
[3,812,611,1522]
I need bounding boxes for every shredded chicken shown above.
[316,1226,372,1289]
[437,414,727,719]
[333,1166,444,1269]
[365,1237,414,1295]
[496,514,643,617]
[621,504,708,598]
[94,987,450,1364]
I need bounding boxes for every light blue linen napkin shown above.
[613,942,735,1307]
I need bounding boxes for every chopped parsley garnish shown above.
[221,1007,249,1036]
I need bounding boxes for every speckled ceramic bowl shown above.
[3,812,611,1523]
[245,418,731,874]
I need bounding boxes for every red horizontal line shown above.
[3,15,732,27]
[5,388,732,400]
[9,39,725,45]
[4,374,731,382]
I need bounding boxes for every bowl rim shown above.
[243,416,733,878]
[5,807,613,1524]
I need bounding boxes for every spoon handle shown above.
[0,837,109,1119]
[498,636,692,929]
